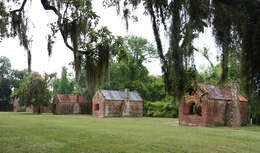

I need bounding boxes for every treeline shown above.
[0,56,28,102]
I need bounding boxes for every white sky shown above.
[0,0,218,77]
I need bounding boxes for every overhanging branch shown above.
[40,0,85,55]
[147,4,167,72]
[11,0,28,13]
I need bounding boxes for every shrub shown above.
[143,97,178,118]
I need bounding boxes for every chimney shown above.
[230,81,241,126]
[76,95,79,103]
[124,88,129,101]
[231,82,239,102]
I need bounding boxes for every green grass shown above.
[0,112,260,153]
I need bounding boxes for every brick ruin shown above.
[52,94,90,114]
[13,98,50,113]
[179,82,248,126]
[92,89,143,117]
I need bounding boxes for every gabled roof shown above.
[198,84,248,102]
[54,94,87,103]
[100,90,143,101]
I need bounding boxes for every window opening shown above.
[95,104,99,111]
[190,103,195,114]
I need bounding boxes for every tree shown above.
[0,56,28,101]
[0,56,12,101]
[0,0,125,95]
[103,36,165,102]
[16,72,52,113]
[104,0,260,101]
[10,69,28,89]
[0,1,9,42]
[51,66,74,95]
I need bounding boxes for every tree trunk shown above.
[37,107,41,114]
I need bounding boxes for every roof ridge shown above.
[100,89,138,93]
[100,89,142,101]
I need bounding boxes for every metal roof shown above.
[198,84,248,102]
[100,90,143,101]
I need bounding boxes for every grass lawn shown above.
[0,112,260,153]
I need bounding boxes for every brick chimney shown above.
[124,88,129,101]
[231,82,239,101]
[230,82,241,126]
[76,95,79,103]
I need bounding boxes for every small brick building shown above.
[179,82,248,126]
[52,94,89,115]
[13,98,50,113]
[26,105,50,113]
[92,89,143,117]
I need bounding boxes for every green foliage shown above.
[74,28,126,99]
[105,0,211,100]
[105,0,260,107]
[16,72,52,113]
[51,66,74,95]
[0,56,11,78]
[143,96,178,118]
[0,56,28,101]
[103,35,165,102]
[0,1,9,42]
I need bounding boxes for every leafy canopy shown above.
[0,56,28,101]
[105,0,260,101]
[16,72,53,112]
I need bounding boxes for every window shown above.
[185,101,202,116]
[190,103,195,114]
[95,104,99,111]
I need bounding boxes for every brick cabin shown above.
[52,94,89,114]
[92,89,143,117]
[179,82,248,126]
[26,105,50,113]
[13,98,49,113]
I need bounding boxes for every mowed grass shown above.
[0,112,260,153]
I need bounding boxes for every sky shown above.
[0,0,218,77]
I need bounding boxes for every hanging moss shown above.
[10,12,31,73]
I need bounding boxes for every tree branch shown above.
[194,48,214,69]
[11,0,28,13]
[40,0,85,54]
[147,3,166,72]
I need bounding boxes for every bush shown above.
[143,97,178,118]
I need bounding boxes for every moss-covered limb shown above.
[10,0,28,13]
[146,2,166,70]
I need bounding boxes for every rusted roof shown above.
[198,84,248,102]
[100,90,143,101]
[55,94,87,103]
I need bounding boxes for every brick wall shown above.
[240,102,248,125]
[179,97,203,126]
[92,91,105,117]
[92,91,143,117]
[104,101,122,117]
[179,94,248,126]
[54,102,83,115]
[202,100,227,126]
[122,101,143,117]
